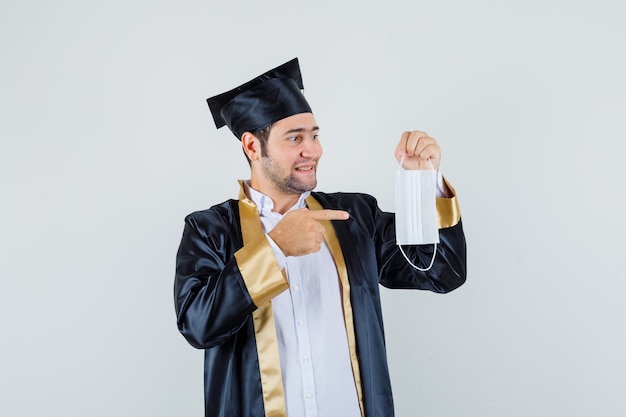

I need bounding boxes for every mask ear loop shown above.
[397,154,438,272]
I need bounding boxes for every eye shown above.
[311,134,320,141]
[287,136,300,142]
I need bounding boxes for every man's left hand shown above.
[394,131,441,170]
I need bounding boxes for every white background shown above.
[1,1,625,416]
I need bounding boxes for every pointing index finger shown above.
[309,209,350,221]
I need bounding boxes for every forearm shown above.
[174,219,288,349]
[379,179,467,292]
[379,220,466,292]
[174,258,256,349]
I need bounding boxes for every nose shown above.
[300,137,322,159]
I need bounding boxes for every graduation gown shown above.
[174,184,466,417]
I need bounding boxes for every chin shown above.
[283,177,316,194]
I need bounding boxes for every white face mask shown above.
[394,155,439,271]
[395,157,440,245]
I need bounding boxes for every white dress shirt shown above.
[244,182,361,417]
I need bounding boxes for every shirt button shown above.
[297,320,304,327]
[303,356,310,363]
[305,393,313,399]
[292,285,299,291]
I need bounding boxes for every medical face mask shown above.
[395,155,439,271]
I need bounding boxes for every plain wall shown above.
[1,0,624,416]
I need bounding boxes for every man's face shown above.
[260,112,322,195]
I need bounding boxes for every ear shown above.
[241,132,260,161]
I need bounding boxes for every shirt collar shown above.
[242,180,310,217]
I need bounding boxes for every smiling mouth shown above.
[294,160,317,172]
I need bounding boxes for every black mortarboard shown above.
[206,58,313,140]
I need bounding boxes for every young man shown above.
[174,58,466,417]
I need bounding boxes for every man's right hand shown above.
[268,208,350,256]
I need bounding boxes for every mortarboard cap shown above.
[206,58,313,140]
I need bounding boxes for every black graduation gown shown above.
[174,190,466,417]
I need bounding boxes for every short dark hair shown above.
[243,124,272,165]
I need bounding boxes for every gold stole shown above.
[236,191,365,417]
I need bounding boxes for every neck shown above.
[248,179,302,214]
[270,193,301,214]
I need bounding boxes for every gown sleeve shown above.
[377,181,467,293]
[174,203,288,349]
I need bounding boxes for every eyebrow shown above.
[282,126,320,136]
